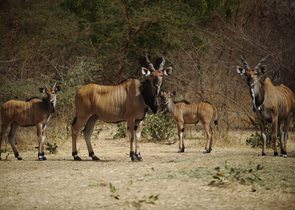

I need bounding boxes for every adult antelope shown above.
[0,83,61,160]
[236,55,295,157]
[160,91,218,153]
[71,54,172,161]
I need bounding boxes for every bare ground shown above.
[0,130,295,210]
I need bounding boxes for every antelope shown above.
[236,55,295,157]
[160,91,218,153]
[0,83,61,160]
[71,54,172,161]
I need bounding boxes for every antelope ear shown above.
[163,67,172,76]
[141,67,151,76]
[256,65,267,75]
[236,66,245,75]
[54,85,62,92]
[39,87,46,93]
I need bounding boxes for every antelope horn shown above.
[145,53,156,71]
[53,82,57,89]
[240,55,250,70]
[159,56,165,71]
[255,55,270,69]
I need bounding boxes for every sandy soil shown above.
[0,130,295,210]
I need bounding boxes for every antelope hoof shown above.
[274,152,279,157]
[38,156,46,161]
[282,154,287,158]
[74,156,82,161]
[261,152,266,156]
[72,152,81,161]
[130,152,138,162]
[281,151,287,158]
[131,155,138,162]
[178,147,185,153]
[207,148,212,153]
[38,152,47,161]
[92,156,100,161]
[15,153,22,160]
[136,153,143,161]
[89,152,100,161]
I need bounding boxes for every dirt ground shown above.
[0,129,295,210]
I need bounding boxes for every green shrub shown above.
[143,113,176,141]
[45,142,58,154]
[246,125,272,148]
[209,162,264,187]
[108,182,159,209]
[0,79,41,104]
[112,113,176,141]
[113,123,127,139]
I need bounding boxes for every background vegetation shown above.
[0,0,294,144]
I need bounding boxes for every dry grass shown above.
[0,126,294,210]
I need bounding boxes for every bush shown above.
[143,113,176,141]
[246,125,272,148]
[209,162,264,187]
[45,142,58,154]
[112,113,176,141]
[113,123,127,139]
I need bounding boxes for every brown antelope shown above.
[236,55,295,157]
[0,83,61,160]
[160,91,218,153]
[71,54,172,161]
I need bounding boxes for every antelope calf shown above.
[71,54,172,161]
[0,84,61,160]
[236,55,295,157]
[160,91,218,153]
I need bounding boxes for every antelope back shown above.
[0,84,61,126]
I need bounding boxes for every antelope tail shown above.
[71,116,77,127]
[213,105,219,127]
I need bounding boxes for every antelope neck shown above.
[140,79,158,113]
[249,80,265,112]
[42,97,56,114]
[166,99,175,113]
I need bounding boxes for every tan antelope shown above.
[236,55,295,157]
[0,83,61,160]
[160,91,218,153]
[71,54,172,161]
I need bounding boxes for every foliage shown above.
[143,113,176,141]
[0,150,9,161]
[109,183,120,200]
[245,125,272,148]
[58,57,102,114]
[112,113,175,141]
[61,0,205,80]
[130,194,159,210]
[0,79,41,104]
[189,0,237,22]
[45,142,58,154]
[0,0,239,123]
[209,162,264,187]
[108,182,159,210]
[113,123,127,139]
